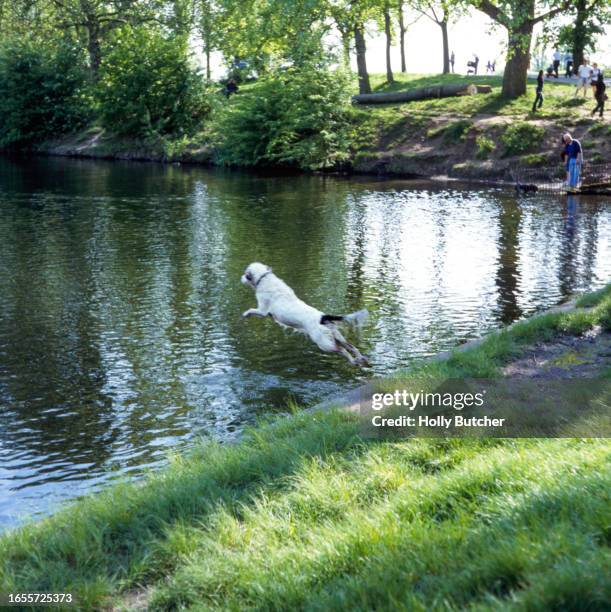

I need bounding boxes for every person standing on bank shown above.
[450,51,455,73]
[592,71,606,118]
[563,133,583,190]
[552,49,561,77]
[532,70,544,113]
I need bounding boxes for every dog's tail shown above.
[321,309,368,329]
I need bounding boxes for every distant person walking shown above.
[467,55,479,75]
[591,62,601,97]
[575,61,592,97]
[450,51,455,73]
[532,70,544,113]
[563,133,583,190]
[552,50,561,77]
[592,71,606,118]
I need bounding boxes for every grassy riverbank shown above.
[34,72,610,181]
[1,284,610,610]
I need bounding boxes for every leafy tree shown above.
[472,0,572,98]
[97,26,210,136]
[556,0,610,70]
[398,0,407,71]
[383,0,394,82]
[372,0,396,83]
[412,1,463,74]
[0,36,92,146]
[2,0,162,75]
[325,0,379,94]
[217,65,353,170]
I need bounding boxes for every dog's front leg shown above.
[242,308,267,318]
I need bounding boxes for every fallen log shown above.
[352,83,492,105]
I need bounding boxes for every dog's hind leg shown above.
[339,339,369,366]
[336,345,357,365]
[334,331,370,366]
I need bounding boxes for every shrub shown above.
[0,37,92,147]
[442,119,473,143]
[521,153,547,166]
[216,65,353,170]
[475,134,495,159]
[427,120,472,143]
[97,27,210,137]
[502,122,545,156]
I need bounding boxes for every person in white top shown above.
[553,50,562,77]
[575,62,592,97]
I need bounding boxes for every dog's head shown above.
[241,262,272,289]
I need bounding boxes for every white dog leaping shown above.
[241,262,369,366]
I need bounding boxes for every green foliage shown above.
[589,122,611,136]
[0,37,92,147]
[475,134,495,159]
[217,65,353,170]
[443,119,473,143]
[97,27,211,137]
[521,153,547,166]
[427,119,473,143]
[502,122,545,156]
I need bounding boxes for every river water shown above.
[0,155,609,528]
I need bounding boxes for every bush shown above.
[502,122,545,156]
[442,119,473,143]
[97,27,210,137]
[475,134,495,159]
[427,120,472,143]
[0,37,92,147]
[216,65,353,170]
[521,153,547,166]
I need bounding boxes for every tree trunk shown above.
[354,24,371,94]
[501,23,533,98]
[398,1,406,72]
[353,83,491,104]
[384,3,394,83]
[572,0,587,73]
[440,18,449,74]
[86,20,102,74]
[205,46,211,80]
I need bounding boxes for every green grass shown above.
[427,119,473,143]
[1,284,610,610]
[363,73,585,120]
[589,123,611,136]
